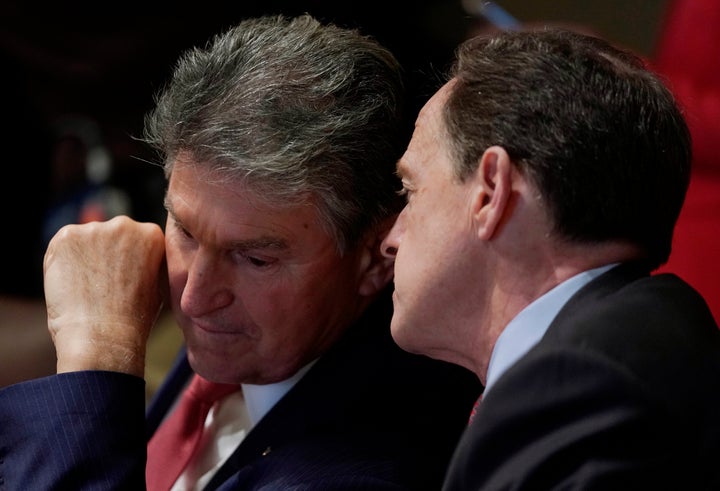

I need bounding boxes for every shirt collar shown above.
[241,359,317,426]
[484,264,617,395]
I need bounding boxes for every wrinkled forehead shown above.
[168,150,314,206]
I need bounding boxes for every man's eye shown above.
[397,186,414,202]
[397,178,415,200]
[246,256,270,267]
[240,254,277,269]
[176,223,193,240]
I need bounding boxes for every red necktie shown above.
[146,374,239,491]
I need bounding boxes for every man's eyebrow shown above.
[164,195,289,251]
[395,159,409,180]
[163,195,175,215]
[230,237,289,252]
[163,197,189,229]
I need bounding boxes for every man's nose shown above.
[380,216,402,258]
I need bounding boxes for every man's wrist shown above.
[55,329,147,378]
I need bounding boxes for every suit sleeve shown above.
[0,371,147,491]
[443,348,695,491]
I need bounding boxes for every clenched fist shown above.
[44,215,167,378]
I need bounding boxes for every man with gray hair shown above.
[0,14,480,490]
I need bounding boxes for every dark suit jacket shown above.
[443,263,720,491]
[0,288,482,490]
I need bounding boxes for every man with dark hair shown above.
[382,28,720,489]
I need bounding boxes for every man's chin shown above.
[186,346,237,381]
[390,319,419,354]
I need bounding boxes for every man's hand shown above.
[44,215,167,378]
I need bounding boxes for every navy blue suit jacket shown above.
[0,289,482,490]
[443,263,720,490]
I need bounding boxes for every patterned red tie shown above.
[146,374,239,491]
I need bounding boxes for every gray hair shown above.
[144,14,406,253]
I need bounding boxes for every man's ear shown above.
[358,214,397,296]
[472,145,512,240]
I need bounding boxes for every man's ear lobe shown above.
[358,215,397,296]
[473,146,512,241]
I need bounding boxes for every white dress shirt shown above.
[171,360,317,491]
[484,264,616,396]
